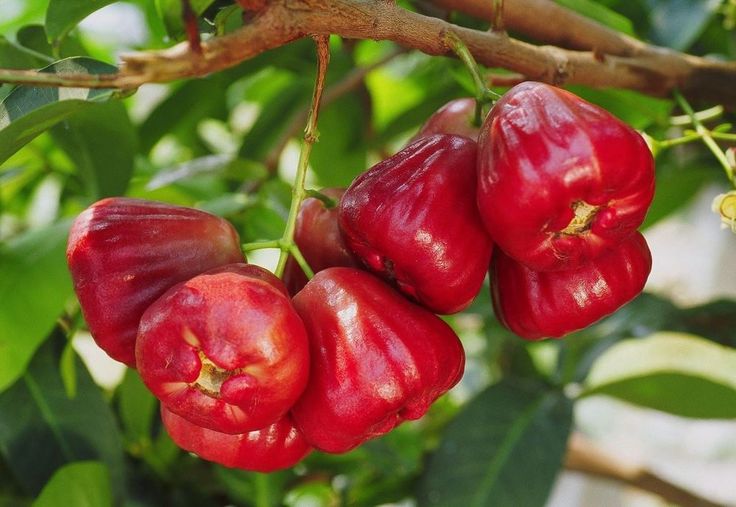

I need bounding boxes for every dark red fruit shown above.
[161,406,311,472]
[291,268,465,453]
[413,98,480,141]
[477,82,655,271]
[339,134,493,314]
[136,263,309,434]
[283,188,360,295]
[66,197,245,367]
[491,232,652,339]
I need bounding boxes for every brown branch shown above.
[1,0,735,107]
[566,433,726,507]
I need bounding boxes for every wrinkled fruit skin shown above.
[291,268,465,453]
[413,98,480,141]
[339,134,493,314]
[136,263,310,434]
[161,406,311,472]
[283,188,361,295]
[66,197,245,367]
[477,81,655,271]
[491,232,652,339]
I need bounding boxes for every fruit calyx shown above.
[193,350,244,398]
[560,200,600,235]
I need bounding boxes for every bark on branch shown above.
[1,0,735,107]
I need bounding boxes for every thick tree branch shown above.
[1,0,735,107]
[566,433,725,507]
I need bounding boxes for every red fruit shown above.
[290,268,465,453]
[491,232,652,340]
[66,197,245,367]
[413,98,480,141]
[339,134,493,314]
[283,188,361,295]
[136,263,310,434]
[161,406,311,472]
[477,82,655,271]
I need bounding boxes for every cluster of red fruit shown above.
[66,82,654,472]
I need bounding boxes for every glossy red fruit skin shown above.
[339,134,493,314]
[413,98,480,141]
[66,197,245,367]
[283,188,361,295]
[136,263,309,434]
[477,82,655,271]
[161,406,311,472]
[491,232,652,340]
[291,268,465,453]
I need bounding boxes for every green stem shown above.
[289,244,315,279]
[273,35,331,278]
[710,131,736,142]
[242,240,281,252]
[443,31,499,126]
[674,91,735,185]
[305,188,338,209]
[669,104,723,126]
[253,473,271,507]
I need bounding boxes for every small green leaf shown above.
[0,57,120,165]
[32,461,111,507]
[59,342,77,399]
[582,332,736,418]
[0,220,73,393]
[116,369,156,445]
[556,0,635,35]
[51,102,137,198]
[45,0,117,46]
[417,381,573,507]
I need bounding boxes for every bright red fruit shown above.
[66,197,245,367]
[491,232,652,340]
[477,82,655,271]
[413,98,480,141]
[161,406,311,472]
[290,268,465,453]
[136,263,309,434]
[339,134,493,314]
[283,188,360,295]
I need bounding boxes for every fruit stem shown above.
[305,188,338,209]
[443,31,498,127]
[274,35,331,279]
[491,0,505,32]
[674,90,735,186]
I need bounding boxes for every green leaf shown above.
[32,461,111,507]
[566,87,673,130]
[116,369,157,445]
[45,0,117,46]
[556,0,635,35]
[0,339,125,499]
[0,220,73,393]
[237,78,312,162]
[0,36,50,69]
[417,381,573,507]
[645,0,722,50]
[139,75,229,154]
[311,92,368,187]
[642,163,714,229]
[51,102,137,198]
[582,332,736,418]
[16,26,88,60]
[0,57,120,165]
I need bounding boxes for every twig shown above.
[0,0,735,107]
[566,433,726,507]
